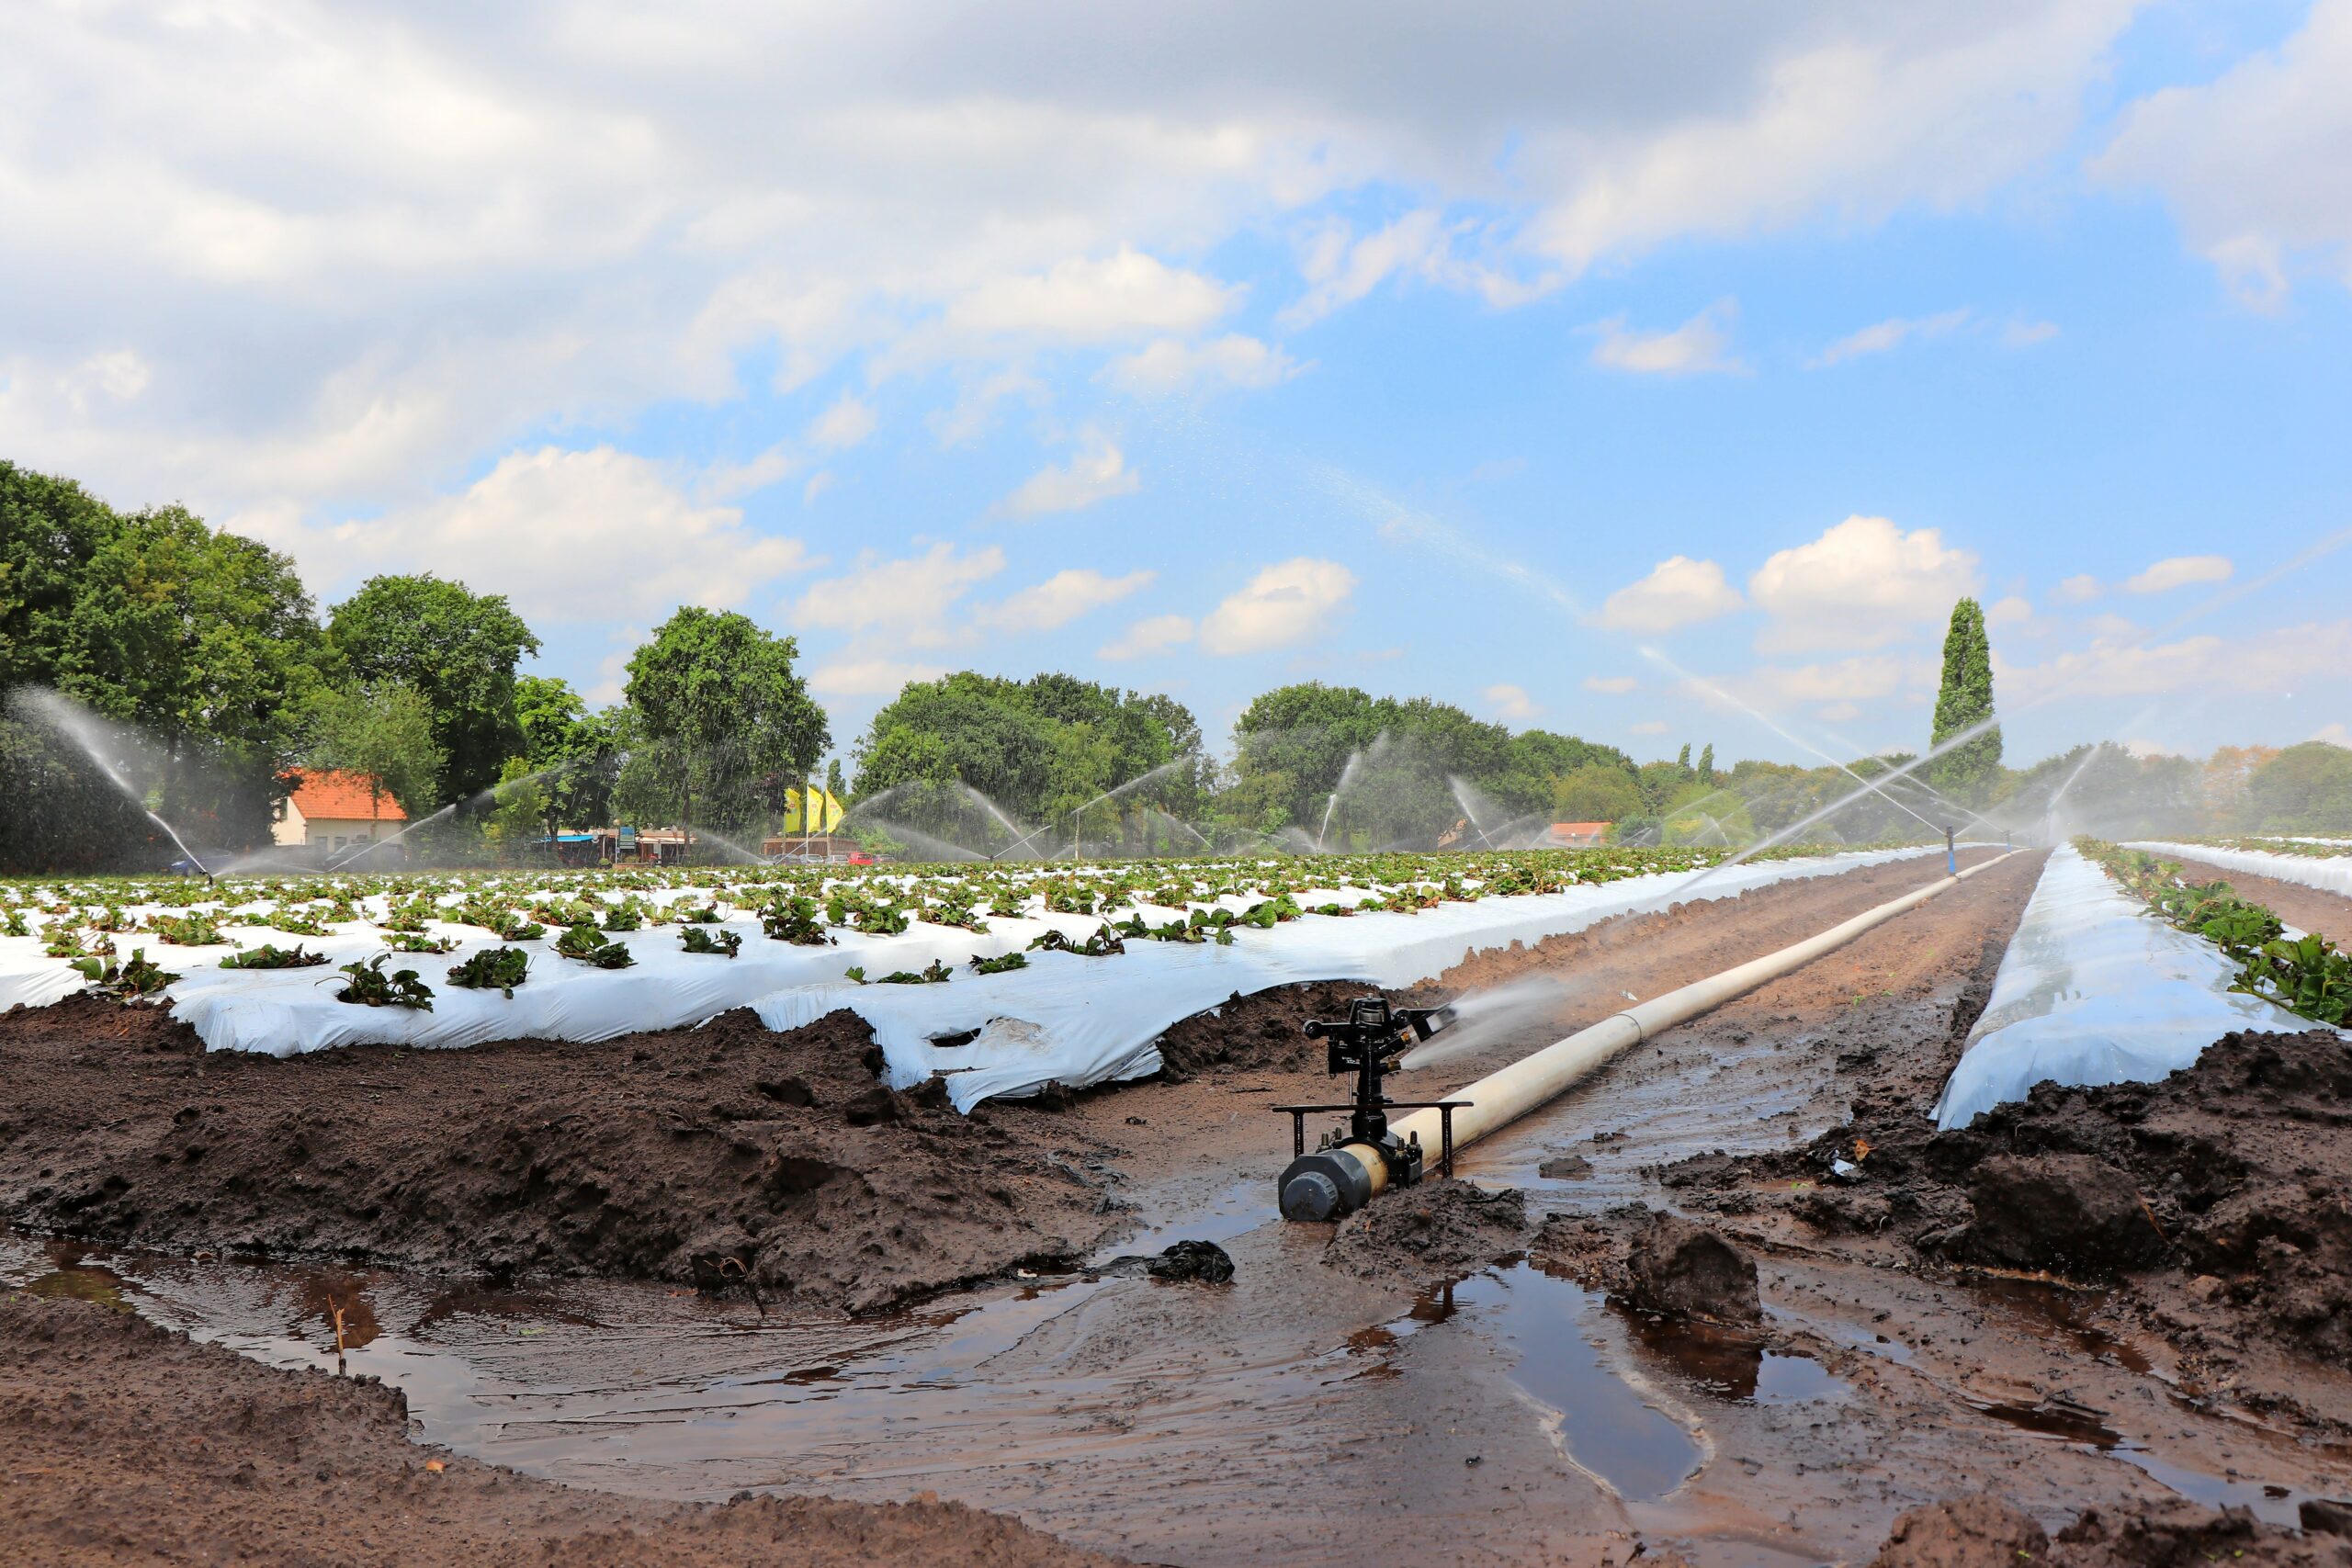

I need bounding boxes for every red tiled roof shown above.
[281,769,407,822]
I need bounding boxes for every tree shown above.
[851,672,1197,854]
[62,502,326,844]
[2245,743,2352,834]
[1928,597,2002,801]
[305,682,444,829]
[1697,743,1715,784]
[624,607,828,855]
[1553,762,1643,823]
[1,461,119,690]
[513,673,620,836]
[329,575,541,808]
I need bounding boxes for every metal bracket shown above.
[1270,1099,1475,1177]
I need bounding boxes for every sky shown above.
[5,0,2350,774]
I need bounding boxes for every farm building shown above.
[271,770,408,857]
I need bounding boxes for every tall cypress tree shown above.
[1928,597,2002,800]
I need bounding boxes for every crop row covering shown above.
[1933,842,2346,1129]
[3,845,1948,1107]
[2125,838,2352,897]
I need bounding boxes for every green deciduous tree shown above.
[1928,597,2002,801]
[2246,742,2352,834]
[328,574,541,808]
[512,673,620,836]
[624,608,828,855]
[305,682,444,829]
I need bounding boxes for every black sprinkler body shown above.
[1272,996,1470,1222]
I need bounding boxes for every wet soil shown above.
[1871,1494,2352,1567]
[0,1289,1116,1567]
[1320,1178,1528,1281]
[17,846,2352,1565]
[1699,1030,2352,1375]
[2164,853,2352,948]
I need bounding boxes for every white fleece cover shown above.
[2128,840,2352,900]
[1,847,1944,1110]
[1932,846,2332,1130]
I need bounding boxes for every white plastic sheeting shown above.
[0,848,1963,1109]
[2128,840,2352,901]
[1932,846,2333,1129]
[761,848,1948,1109]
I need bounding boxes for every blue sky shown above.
[5,0,2349,774]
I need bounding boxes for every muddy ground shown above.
[9,845,2352,1565]
[0,1290,1115,1567]
[0,852,2001,1314]
[2161,853,2352,947]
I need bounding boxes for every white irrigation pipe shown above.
[1390,851,2027,1159]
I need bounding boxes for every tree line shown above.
[6,460,2348,871]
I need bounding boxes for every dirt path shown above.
[0,1290,1117,1566]
[2163,852,2352,946]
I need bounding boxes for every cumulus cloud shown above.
[805,392,877,450]
[1483,682,1539,720]
[1984,593,2034,627]
[1808,309,1971,368]
[248,445,815,623]
[935,248,1239,346]
[1588,300,1746,376]
[1583,675,1639,694]
[1597,557,1744,634]
[2121,554,2233,594]
[1098,613,1195,660]
[1629,719,1671,736]
[1747,515,1979,653]
[1105,333,1305,394]
[1198,558,1357,656]
[1745,655,1928,705]
[2052,573,2103,604]
[973,567,1154,633]
[2093,0,2352,308]
[788,541,1005,638]
[806,658,951,697]
[997,441,1142,517]
[699,443,797,501]
[1996,619,2352,703]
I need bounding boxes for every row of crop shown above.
[0,842,1899,956]
[0,840,1914,921]
[2074,838,2352,1026]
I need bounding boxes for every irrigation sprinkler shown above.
[1272,996,1467,1221]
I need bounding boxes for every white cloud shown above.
[246,445,814,623]
[938,248,1239,345]
[2093,0,2352,307]
[1099,613,1195,660]
[1588,300,1746,376]
[1996,619,2352,703]
[1597,557,1744,634]
[2001,317,2060,347]
[802,471,835,506]
[933,367,1045,448]
[1807,308,1971,368]
[1483,682,1539,720]
[2313,722,2352,748]
[1198,558,1357,656]
[1983,593,2034,627]
[1747,655,1921,705]
[805,392,877,450]
[998,441,1142,517]
[1106,334,1305,394]
[788,541,1005,637]
[1747,515,1980,653]
[1629,719,1671,737]
[1282,210,1454,328]
[2052,573,2103,604]
[974,568,1154,633]
[1815,701,1863,723]
[806,659,950,697]
[700,443,797,501]
[1583,675,1639,694]
[61,350,153,413]
[2121,554,2233,594]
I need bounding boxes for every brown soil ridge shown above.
[1701,1030,2352,1373]
[1869,1493,2351,1567]
[0,1290,1119,1567]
